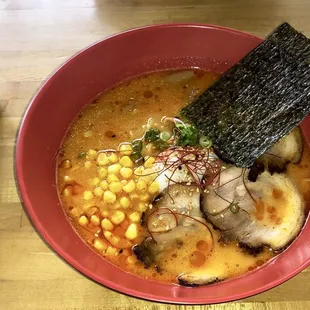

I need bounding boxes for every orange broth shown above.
[57,70,310,284]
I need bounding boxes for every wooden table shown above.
[1,1,310,309]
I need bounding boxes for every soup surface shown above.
[57,70,310,285]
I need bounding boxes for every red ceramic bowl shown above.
[15,24,310,304]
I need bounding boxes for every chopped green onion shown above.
[175,123,199,146]
[199,136,212,148]
[159,131,171,141]
[131,140,143,162]
[131,152,142,162]
[144,128,169,151]
[154,139,169,151]
[145,128,160,142]
[132,140,143,153]
[229,203,240,214]
[77,151,86,159]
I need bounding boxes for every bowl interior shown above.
[16,24,310,304]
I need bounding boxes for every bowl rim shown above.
[15,23,310,305]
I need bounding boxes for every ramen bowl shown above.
[15,24,310,304]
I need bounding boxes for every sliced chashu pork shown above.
[133,184,217,285]
[133,184,206,262]
[252,127,304,176]
[267,127,303,164]
[201,167,305,250]
[134,169,305,286]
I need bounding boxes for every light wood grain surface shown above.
[1,1,310,309]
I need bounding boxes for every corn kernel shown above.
[148,181,159,195]
[101,218,114,231]
[142,168,154,175]
[85,206,98,217]
[90,215,100,226]
[119,156,133,168]
[107,174,120,183]
[108,163,121,174]
[101,210,109,218]
[70,207,82,217]
[129,212,140,223]
[87,149,97,160]
[129,192,139,200]
[64,175,75,184]
[112,202,121,209]
[84,161,93,169]
[93,187,104,198]
[78,215,89,226]
[139,169,155,184]
[138,202,148,212]
[110,210,126,225]
[109,181,122,193]
[136,180,147,192]
[98,167,108,179]
[120,197,130,208]
[100,180,109,190]
[106,246,118,256]
[93,238,108,251]
[108,153,119,163]
[123,180,136,193]
[103,191,117,203]
[84,130,93,137]
[126,256,136,264]
[103,230,113,240]
[111,236,120,246]
[62,185,73,197]
[135,166,144,175]
[139,193,150,202]
[83,191,94,201]
[97,153,109,166]
[90,177,100,186]
[120,167,133,179]
[143,176,155,185]
[144,157,156,168]
[104,231,120,246]
[125,223,138,240]
[60,159,72,169]
[119,144,133,156]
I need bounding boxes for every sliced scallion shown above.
[159,131,171,141]
[77,151,86,159]
[229,203,240,214]
[199,136,212,148]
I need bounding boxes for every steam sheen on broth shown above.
[57,70,310,285]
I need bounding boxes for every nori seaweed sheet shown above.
[181,22,310,167]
